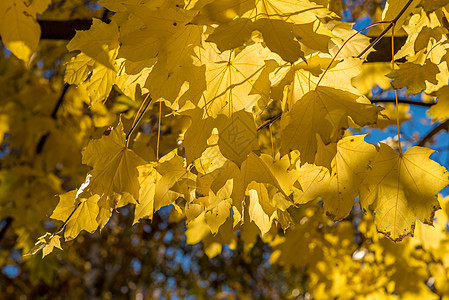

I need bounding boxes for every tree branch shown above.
[371,99,436,107]
[36,84,70,154]
[36,19,407,62]
[357,0,415,59]
[0,217,13,241]
[418,120,449,146]
[38,19,93,40]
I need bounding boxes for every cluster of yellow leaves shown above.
[26,0,447,258]
[1,5,443,295]
[1,0,449,296]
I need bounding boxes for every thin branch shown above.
[371,99,435,107]
[257,113,282,131]
[156,101,162,161]
[0,217,13,241]
[51,84,70,118]
[317,21,390,87]
[126,93,151,148]
[418,120,449,147]
[357,0,415,59]
[36,84,70,154]
[125,94,153,145]
[38,19,93,40]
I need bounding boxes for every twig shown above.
[156,101,162,161]
[125,94,153,146]
[357,0,415,59]
[317,21,390,87]
[418,120,449,146]
[36,84,70,154]
[371,99,435,107]
[257,113,282,131]
[0,217,13,241]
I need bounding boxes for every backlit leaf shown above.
[281,86,379,163]
[82,120,146,201]
[360,144,449,241]
[387,60,439,95]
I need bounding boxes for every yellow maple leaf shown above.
[387,60,439,95]
[133,163,158,224]
[65,48,118,104]
[247,182,276,235]
[42,235,63,258]
[51,190,77,222]
[52,189,101,239]
[65,53,94,85]
[154,154,196,211]
[322,135,377,220]
[67,18,119,70]
[294,162,329,204]
[0,0,41,62]
[65,193,100,239]
[183,109,216,164]
[382,0,420,34]
[360,144,449,241]
[199,42,272,117]
[428,85,449,122]
[119,6,195,62]
[216,110,259,166]
[281,86,379,164]
[201,180,233,233]
[272,56,364,110]
[205,199,232,234]
[82,121,146,201]
[197,0,332,62]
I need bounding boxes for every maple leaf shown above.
[153,154,196,211]
[247,182,276,235]
[271,56,364,109]
[199,42,272,117]
[280,86,379,164]
[42,235,63,258]
[133,163,158,224]
[183,109,216,164]
[387,60,440,95]
[360,144,449,241]
[294,162,329,204]
[66,19,119,69]
[65,48,119,104]
[119,6,195,62]
[428,85,449,122]
[414,26,448,53]
[65,193,100,239]
[26,232,63,258]
[52,189,101,239]
[205,199,232,234]
[51,190,78,222]
[196,0,333,62]
[321,135,377,220]
[200,180,233,233]
[0,0,42,62]
[216,110,259,166]
[82,121,146,201]
[382,0,420,33]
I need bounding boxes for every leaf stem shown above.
[316,21,390,87]
[125,94,152,148]
[156,101,162,161]
[371,99,435,107]
[391,24,402,154]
